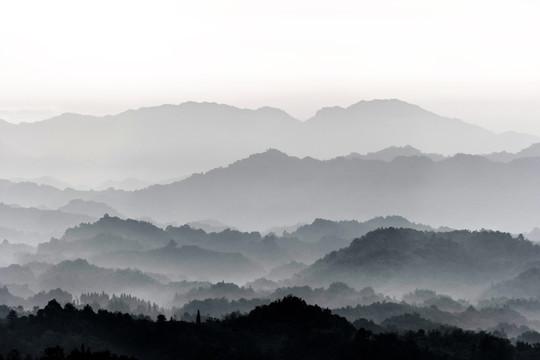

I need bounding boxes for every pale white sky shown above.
[1,0,539,134]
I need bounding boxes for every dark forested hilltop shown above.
[298,228,540,293]
[3,296,540,360]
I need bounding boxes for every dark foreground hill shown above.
[3,296,540,360]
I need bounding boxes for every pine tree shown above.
[196,310,201,325]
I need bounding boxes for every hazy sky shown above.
[1,0,539,134]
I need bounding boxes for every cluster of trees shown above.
[3,296,540,359]
[302,228,540,290]
[80,293,164,319]
[0,346,136,360]
[334,301,536,339]
[173,283,391,318]
[0,286,72,310]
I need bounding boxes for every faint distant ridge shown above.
[346,145,446,162]
[304,99,539,156]
[483,267,540,299]
[0,99,538,185]
[485,142,540,162]
[309,99,446,122]
[0,202,95,244]
[109,148,540,231]
[186,219,237,233]
[58,199,123,218]
[4,147,540,232]
[346,142,540,163]
[95,177,152,191]
[287,216,451,244]
[8,176,75,190]
[526,228,540,242]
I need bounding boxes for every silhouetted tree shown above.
[196,309,201,324]
[6,309,17,329]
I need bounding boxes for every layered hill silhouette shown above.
[38,258,161,295]
[482,267,540,299]
[1,99,538,186]
[298,228,540,295]
[58,199,123,218]
[104,150,540,231]
[3,148,540,232]
[34,215,449,274]
[345,145,446,162]
[35,216,264,282]
[486,143,540,162]
[0,202,95,244]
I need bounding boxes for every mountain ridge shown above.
[3,148,540,232]
[1,99,537,186]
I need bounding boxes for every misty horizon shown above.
[1,98,539,189]
[2,1,540,359]
[2,98,540,137]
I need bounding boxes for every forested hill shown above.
[2,296,540,360]
[298,228,540,292]
[36,215,448,272]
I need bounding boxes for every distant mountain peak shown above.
[1,98,539,189]
[246,148,293,161]
[255,106,292,115]
[517,142,540,157]
[310,99,434,122]
[348,98,437,116]
[311,105,346,119]
[117,101,297,121]
[350,98,416,108]
[45,112,98,124]
[346,145,446,162]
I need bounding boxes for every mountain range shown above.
[31,214,442,275]
[1,99,538,186]
[2,147,540,232]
